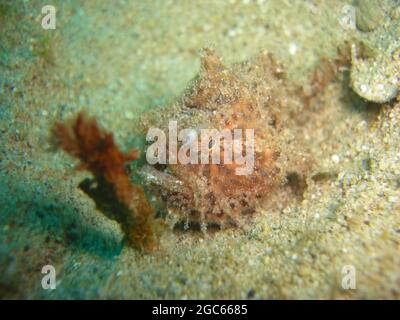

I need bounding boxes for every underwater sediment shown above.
[1,0,400,299]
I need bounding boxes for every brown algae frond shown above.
[52,112,156,251]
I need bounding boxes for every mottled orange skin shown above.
[144,49,309,229]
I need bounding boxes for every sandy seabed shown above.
[1,0,400,299]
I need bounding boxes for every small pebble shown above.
[289,43,297,56]
[356,0,387,32]
[331,154,340,164]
